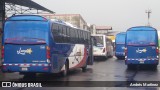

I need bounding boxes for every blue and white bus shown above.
[125,26,159,68]
[2,15,93,76]
[115,32,126,59]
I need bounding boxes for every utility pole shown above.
[145,9,151,26]
[0,0,5,30]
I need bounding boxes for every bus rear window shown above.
[126,31,156,45]
[116,34,125,44]
[4,21,48,40]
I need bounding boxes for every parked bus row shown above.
[1,15,158,77]
[1,15,94,77]
[115,26,159,69]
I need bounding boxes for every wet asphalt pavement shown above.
[1,57,160,90]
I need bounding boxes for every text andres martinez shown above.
[130,82,158,87]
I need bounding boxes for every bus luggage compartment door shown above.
[127,46,158,60]
[4,44,47,63]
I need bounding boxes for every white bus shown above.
[92,34,114,58]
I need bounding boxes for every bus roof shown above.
[50,19,90,32]
[127,26,157,31]
[6,15,48,21]
[116,32,126,35]
[6,15,90,33]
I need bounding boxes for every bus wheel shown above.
[82,61,87,72]
[151,65,157,70]
[62,60,69,76]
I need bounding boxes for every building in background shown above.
[41,14,117,36]
[90,24,96,35]
[96,26,112,34]
[107,30,120,36]
[41,14,88,30]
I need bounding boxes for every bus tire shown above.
[82,60,87,72]
[152,65,157,70]
[62,60,69,76]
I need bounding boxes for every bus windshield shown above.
[4,21,48,41]
[93,36,104,47]
[126,31,157,45]
[116,34,125,44]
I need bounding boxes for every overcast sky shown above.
[33,0,160,31]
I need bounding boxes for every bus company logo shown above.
[40,45,45,49]
[2,82,11,87]
[17,48,32,55]
[77,49,82,56]
[1,82,42,87]
[136,48,147,53]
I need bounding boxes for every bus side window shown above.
[86,32,88,44]
[83,32,86,44]
[73,29,76,44]
[86,33,88,44]
[78,30,81,43]
[63,26,67,43]
[59,26,63,43]
[52,23,59,43]
[82,31,84,44]
[66,27,70,43]
[80,30,82,44]
[83,31,85,44]
[75,29,78,43]
[84,31,87,44]
[76,30,79,44]
[82,31,85,44]
[69,27,72,43]
[70,28,74,43]
[87,33,89,44]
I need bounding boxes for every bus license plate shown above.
[21,67,28,71]
[139,60,144,64]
